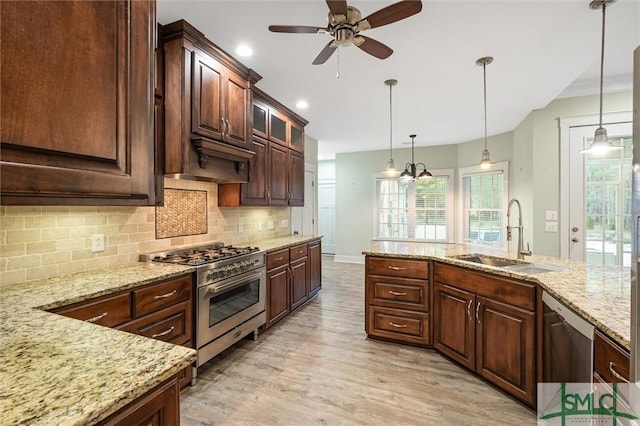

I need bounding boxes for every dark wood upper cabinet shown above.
[0,0,159,205]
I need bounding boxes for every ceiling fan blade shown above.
[269,25,325,34]
[326,0,348,16]
[312,41,338,65]
[355,36,393,60]
[361,1,422,30]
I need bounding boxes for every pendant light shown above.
[383,79,400,176]
[579,0,621,155]
[476,56,495,170]
[399,134,432,181]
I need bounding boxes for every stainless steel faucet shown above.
[507,198,532,260]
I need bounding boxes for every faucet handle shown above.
[521,243,532,257]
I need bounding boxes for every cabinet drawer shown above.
[54,293,131,327]
[133,275,191,318]
[120,301,192,347]
[367,306,430,346]
[594,330,630,383]
[368,276,429,312]
[289,243,307,261]
[434,262,535,311]
[267,248,290,270]
[367,257,429,280]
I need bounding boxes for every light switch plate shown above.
[545,210,558,221]
[545,221,558,232]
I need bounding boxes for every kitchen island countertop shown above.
[0,262,197,425]
[362,241,631,350]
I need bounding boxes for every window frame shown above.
[372,168,455,243]
[456,162,509,248]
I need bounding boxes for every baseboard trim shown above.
[333,255,364,264]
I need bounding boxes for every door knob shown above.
[572,227,579,232]
[572,237,579,243]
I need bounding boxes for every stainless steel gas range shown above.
[140,243,266,369]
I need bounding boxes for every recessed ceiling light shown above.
[296,100,308,109]
[235,44,253,57]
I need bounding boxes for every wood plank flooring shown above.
[180,256,537,425]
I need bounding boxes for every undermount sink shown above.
[450,254,526,268]
[450,254,566,275]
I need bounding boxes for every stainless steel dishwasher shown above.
[542,291,595,383]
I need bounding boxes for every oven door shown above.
[197,268,266,348]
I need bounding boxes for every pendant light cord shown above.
[389,82,393,158]
[483,61,488,150]
[598,2,606,128]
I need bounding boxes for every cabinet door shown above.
[0,1,156,205]
[476,296,535,406]
[253,102,268,139]
[269,143,289,205]
[269,109,288,147]
[240,137,269,205]
[288,150,305,206]
[308,240,322,297]
[191,51,224,141]
[290,258,308,311]
[433,282,475,370]
[224,71,250,149]
[267,266,290,328]
[290,121,305,153]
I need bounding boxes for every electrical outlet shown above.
[91,234,105,252]
[257,222,262,231]
[280,219,288,228]
[268,220,275,230]
[545,221,558,232]
[238,223,244,233]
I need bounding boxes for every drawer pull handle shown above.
[275,256,284,261]
[387,266,406,271]
[389,322,407,328]
[85,312,108,323]
[608,362,629,383]
[152,326,175,339]
[298,250,304,254]
[388,290,407,296]
[154,290,177,300]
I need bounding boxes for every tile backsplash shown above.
[0,178,290,286]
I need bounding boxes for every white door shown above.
[318,179,336,254]
[290,168,316,235]
[565,118,633,265]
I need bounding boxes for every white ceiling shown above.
[157,0,640,159]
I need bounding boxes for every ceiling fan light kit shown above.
[579,0,622,155]
[269,0,422,65]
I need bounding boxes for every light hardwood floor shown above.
[181,256,537,425]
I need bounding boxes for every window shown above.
[459,163,509,246]
[375,170,453,242]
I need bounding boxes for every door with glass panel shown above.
[568,122,632,266]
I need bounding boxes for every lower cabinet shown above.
[594,329,630,384]
[264,239,321,330]
[98,376,179,426]
[433,263,536,407]
[51,273,195,390]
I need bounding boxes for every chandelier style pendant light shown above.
[579,0,621,155]
[383,79,400,176]
[476,56,496,169]
[399,134,432,181]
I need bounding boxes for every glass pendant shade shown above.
[478,148,495,170]
[384,158,399,176]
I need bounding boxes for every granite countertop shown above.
[362,241,631,350]
[0,262,197,425]
[253,234,322,252]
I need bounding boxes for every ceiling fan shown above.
[268,0,422,65]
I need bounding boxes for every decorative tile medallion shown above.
[156,189,207,238]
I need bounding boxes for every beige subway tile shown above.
[25,216,57,229]
[71,249,93,261]
[41,228,70,241]
[107,214,128,225]
[108,254,132,267]
[108,234,129,246]
[0,230,6,245]
[0,242,26,257]
[1,269,26,286]
[84,215,108,226]
[7,229,40,243]
[0,216,25,230]
[137,239,170,253]
[56,238,85,251]
[4,206,42,216]
[146,212,155,223]
[118,223,138,234]
[7,254,41,270]
[42,206,70,214]
[117,243,138,254]
[96,225,118,235]
[137,223,154,233]
[129,232,154,243]
[69,226,93,238]
[26,265,58,281]
[58,261,85,276]
[0,257,6,272]
[100,246,118,257]
[86,256,111,271]
[26,240,57,254]
[41,251,71,266]
[57,215,85,227]
[0,206,5,216]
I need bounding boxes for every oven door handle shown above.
[202,271,263,299]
